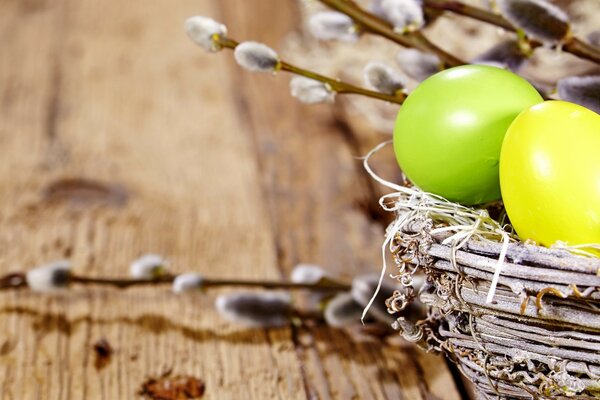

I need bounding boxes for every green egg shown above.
[393,64,543,205]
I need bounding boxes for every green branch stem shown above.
[423,0,600,65]
[281,62,405,103]
[316,0,600,66]
[0,271,351,292]
[317,0,465,67]
[217,36,406,104]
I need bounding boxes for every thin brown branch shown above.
[205,277,349,291]
[217,36,406,104]
[280,62,405,103]
[565,37,600,65]
[0,271,351,292]
[423,0,600,65]
[70,274,175,288]
[317,0,465,67]
[423,0,514,30]
[0,273,26,289]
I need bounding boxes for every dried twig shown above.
[423,0,600,65]
[318,0,465,67]
[217,36,406,104]
[0,271,350,292]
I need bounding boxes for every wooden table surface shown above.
[0,0,464,398]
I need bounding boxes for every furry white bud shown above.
[172,273,204,294]
[215,292,291,328]
[588,31,600,48]
[480,0,495,10]
[380,0,424,32]
[472,40,527,71]
[396,49,440,82]
[130,254,168,279]
[26,260,71,292]
[291,264,333,312]
[557,75,600,114]
[472,60,506,69]
[351,274,396,324]
[324,293,363,327]
[308,12,360,43]
[290,76,335,104]
[234,41,280,72]
[184,16,227,52]
[369,0,386,18]
[363,62,405,95]
[497,0,570,44]
[291,264,327,284]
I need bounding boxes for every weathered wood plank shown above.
[0,0,306,399]
[0,0,463,398]
[219,1,462,399]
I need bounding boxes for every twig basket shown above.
[389,215,600,399]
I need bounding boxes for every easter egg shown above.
[500,100,600,249]
[393,64,543,205]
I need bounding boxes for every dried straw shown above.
[365,141,600,399]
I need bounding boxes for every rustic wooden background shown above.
[0,0,465,398]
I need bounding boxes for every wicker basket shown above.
[387,214,600,399]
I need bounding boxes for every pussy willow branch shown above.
[218,37,406,104]
[423,0,600,65]
[0,271,351,291]
[318,0,465,67]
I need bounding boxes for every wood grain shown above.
[0,0,463,398]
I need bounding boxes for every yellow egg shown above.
[500,101,600,252]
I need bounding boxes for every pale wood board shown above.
[0,0,463,398]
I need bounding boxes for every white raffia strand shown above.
[487,233,509,303]
[362,141,516,312]
[551,241,600,258]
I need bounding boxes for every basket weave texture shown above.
[390,218,600,399]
